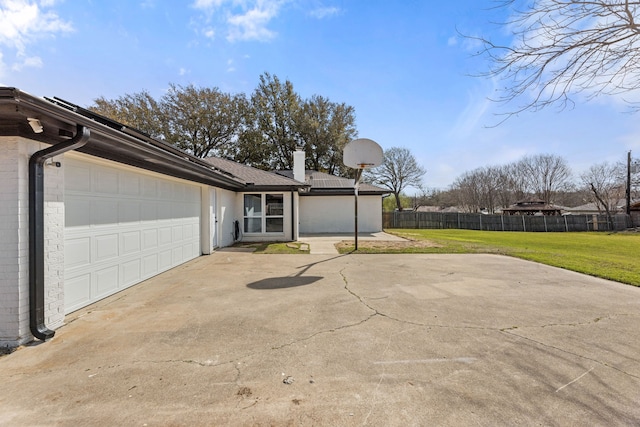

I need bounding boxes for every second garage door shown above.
[63,155,202,313]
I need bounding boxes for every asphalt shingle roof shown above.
[205,157,305,189]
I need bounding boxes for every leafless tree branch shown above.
[474,0,640,117]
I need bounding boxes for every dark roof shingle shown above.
[205,157,306,189]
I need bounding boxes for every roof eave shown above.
[0,88,245,191]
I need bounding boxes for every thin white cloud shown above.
[191,0,284,43]
[0,0,72,76]
[449,84,493,140]
[226,3,279,42]
[12,54,42,70]
[192,0,226,9]
[308,6,339,19]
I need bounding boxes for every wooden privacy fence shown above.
[383,211,634,232]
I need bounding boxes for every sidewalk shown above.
[298,231,407,254]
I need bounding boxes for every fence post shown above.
[479,213,483,230]
[543,215,547,232]
[564,215,568,232]
[522,215,526,232]
[457,213,460,229]
[501,215,504,231]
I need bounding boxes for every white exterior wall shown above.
[217,188,237,248]
[0,137,65,347]
[299,195,382,234]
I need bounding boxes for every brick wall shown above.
[0,137,65,347]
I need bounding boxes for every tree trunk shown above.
[394,192,402,211]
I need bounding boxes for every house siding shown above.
[299,195,382,234]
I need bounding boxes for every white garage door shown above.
[64,155,201,313]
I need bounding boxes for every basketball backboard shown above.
[343,138,383,169]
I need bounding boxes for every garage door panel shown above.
[92,200,118,226]
[142,229,158,249]
[121,231,141,255]
[95,266,119,297]
[143,254,158,276]
[65,237,91,269]
[141,176,157,197]
[95,169,118,194]
[183,223,194,239]
[158,181,172,198]
[119,201,140,223]
[65,156,202,313]
[65,274,91,311]
[172,225,183,242]
[95,233,119,262]
[159,227,172,245]
[141,202,157,222]
[121,259,141,286]
[172,246,183,264]
[66,198,92,228]
[66,165,91,192]
[158,202,173,220]
[119,172,140,196]
[159,249,172,269]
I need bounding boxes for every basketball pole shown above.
[354,168,363,250]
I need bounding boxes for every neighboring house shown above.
[502,199,564,216]
[415,206,468,213]
[0,88,385,347]
[565,200,626,215]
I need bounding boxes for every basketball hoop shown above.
[344,138,383,170]
[343,138,383,250]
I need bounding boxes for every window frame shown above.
[243,193,285,234]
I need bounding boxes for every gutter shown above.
[29,125,90,341]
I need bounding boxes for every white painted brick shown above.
[1,137,66,346]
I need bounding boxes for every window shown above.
[243,193,284,233]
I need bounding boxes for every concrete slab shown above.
[299,232,407,254]
[1,253,640,426]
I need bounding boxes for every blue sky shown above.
[2,0,639,190]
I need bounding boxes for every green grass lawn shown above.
[384,229,640,286]
[234,241,310,254]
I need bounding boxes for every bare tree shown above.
[517,154,573,204]
[581,161,626,224]
[451,166,505,213]
[477,1,640,115]
[365,147,426,211]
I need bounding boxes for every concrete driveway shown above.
[1,251,640,426]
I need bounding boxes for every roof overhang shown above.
[300,189,387,196]
[0,88,245,191]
